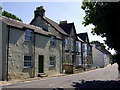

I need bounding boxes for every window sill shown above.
[23,66,33,68]
[24,41,33,43]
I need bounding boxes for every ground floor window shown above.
[24,56,32,68]
[50,56,56,69]
[65,54,69,64]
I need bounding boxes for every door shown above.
[38,55,44,73]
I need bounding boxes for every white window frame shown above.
[50,56,55,68]
[24,56,32,68]
[50,36,56,46]
[65,39,68,50]
[76,41,81,52]
[25,29,32,42]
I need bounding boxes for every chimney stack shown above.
[34,6,45,17]
[60,20,67,25]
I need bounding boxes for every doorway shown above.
[38,55,44,73]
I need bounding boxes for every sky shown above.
[1,2,115,54]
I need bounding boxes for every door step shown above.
[38,73,48,77]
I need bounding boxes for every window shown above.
[78,42,81,52]
[50,36,56,46]
[83,44,87,52]
[25,30,32,42]
[65,39,68,50]
[76,41,81,52]
[50,56,55,68]
[71,39,74,51]
[24,56,32,68]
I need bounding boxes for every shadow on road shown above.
[71,79,120,89]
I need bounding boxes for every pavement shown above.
[1,63,120,89]
[0,65,101,86]
[0,73,66,86]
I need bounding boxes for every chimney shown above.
[60,20,67,24]
[34,6,45,17]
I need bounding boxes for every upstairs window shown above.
[50,36,56,46]
[65,39,68,50]
[71,39,74,51]
[76,41,81,52]
[76,42,79,52]
[24,56,32,68]
[25,30,32,42]
[83,44,87,52]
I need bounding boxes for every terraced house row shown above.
[0,6,111,81]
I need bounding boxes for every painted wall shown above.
[1,21,8,81]
[92,44,105,68]
[92,44,111,68]
[0,21,1,81]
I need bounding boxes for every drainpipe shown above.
[6,26,10,81]
[61,37,64,73]
[81,42,83,66]
[33,32,36,77]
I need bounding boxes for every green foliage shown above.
[2,10,22,21]
[81,2,120,65]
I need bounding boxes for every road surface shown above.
[2,63,119,88]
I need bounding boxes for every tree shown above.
[81,2,120,75]
[2,10,22,21]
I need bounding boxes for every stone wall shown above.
[8,27,34,80]
[35,34,62,76]
[63,64,74,74]
[4,25,62,80]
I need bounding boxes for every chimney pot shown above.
[34,6,45,17]
[60,21,67,24]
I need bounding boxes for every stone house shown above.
[1,16,63,81]
[75,36,84,68]
[77,32,93,68]
[30,6,80,73]
[92,44,111,68]
[59,21,77,65]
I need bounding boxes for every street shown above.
[2,63,120,89]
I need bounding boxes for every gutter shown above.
[6,26,10,81]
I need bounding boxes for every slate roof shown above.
[59,23,74,35]
[1,16,61,40]
[77,32,90,43]
[44,17,68,36]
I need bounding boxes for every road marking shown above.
[49,84,55,86]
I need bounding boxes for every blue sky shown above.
[2,2,115,54]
